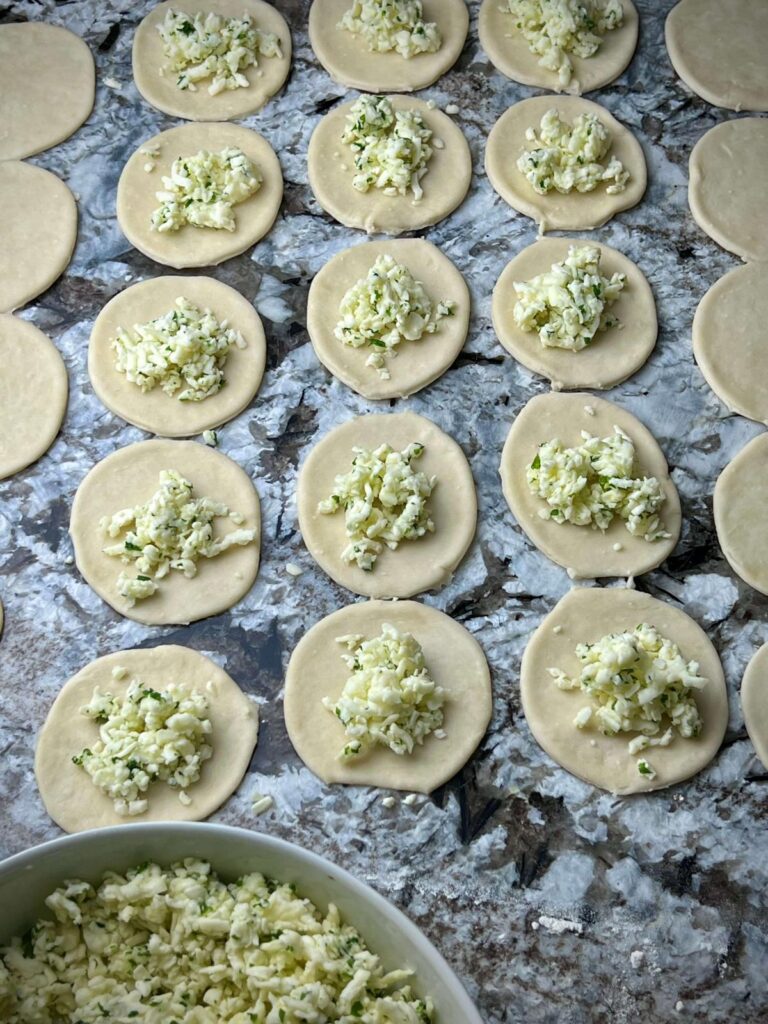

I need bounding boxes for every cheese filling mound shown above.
[158,9,282,94]
[101,469,257,605]
[339,0,442,59]
[318,442,435,571]
[0,859,434,1024]
[151,147,261,232]
[335,254,456,377]
[72,678,212,816]
[342,94,434,201]
[517,108,630,195]
[112,297,247,401]
[513,244,625,351]
[527,427,669,541]
[502,0,624,88]
[325,623,445,760]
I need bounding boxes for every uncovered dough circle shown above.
[297,411,476,598]
[500,392,681,579]
[714,432,768,596]
[485,95,647,232]
[666,0,768,113]
[133,0,291,121]
[117,123,283,269]
[521,587,728,794]
[36,646,259,833]
[741,644,768,771]
[0,22,94,160]
[479,0,638,95]
[0,162,78,313]
[89,276,266,437]
[693,263,768,425]
[307,238,469,400]
[70,439,261,625]
[285,600,491,792]
[0,317,68,480]
[689,119,768,263]
[308,95,472,234]
[308,0,468,93]
[492,237,656,390]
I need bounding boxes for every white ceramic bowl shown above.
[0,822,482,1023]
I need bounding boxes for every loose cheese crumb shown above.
[151,147,261,232]
[251,792,274,814]
[202,429,219,447]
[339,0,442,58]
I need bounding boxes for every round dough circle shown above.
[308,0,468,93]
[666,0,768,113]
[297,411,476,598]
[500,392,681,579]
[479,0,638,95]
[693,263,768,426]
[133,0,291,121]
[88,276,266,437]
[521,587,728,794]
[741,644,768,771]
[36,645,259,833]
[485,95,647,232]
[0,317,68,480]
[0,162,78,313]
[70,439,261,625]
[307,239,469,400]
[492,237,657,391]
[285,599,492,792]
[0,23,94,161]
[689,118,768,263]
[117,123,283,269]
[308,95,472,235]
[714,432,768,596]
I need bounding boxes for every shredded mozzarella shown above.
[151,147,261,233]
[339,0,442,59]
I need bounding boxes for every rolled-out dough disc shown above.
[741,644,768,771]
[714,432,768,596]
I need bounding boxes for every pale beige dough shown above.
[297,411,476,598]
[0,22,94,160]
[308,95,472,235]
[284,599,492,792]
[485,94,647,232]
[308,0,468,92]
[70,439,261,626]
[116,123,283,269]
[307,239,469,400]
[741,644,768,771]
[479,0,638,95]
[492,237,656,391]
[666,0,768,113]
[88,276,266,437]
[693,263,768,426]
[689,118,768,263]
[0,162,78,313]
[714,432,768,596]
[36,645,259,833]
[0,317,68,480]
[133,0,291,121]
[500,392,681,579]
[521,587,728,794]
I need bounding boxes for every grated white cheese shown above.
[251,792,274,815]
[339,0,442,58]
[151,147,261,232]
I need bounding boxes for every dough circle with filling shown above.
[308,0,468,93]
[0,22,94,160]
[485,95,647,232]
[0,162,78,313]
[307,238,469,400]
[0,317,68,480]
[117,123,283,269]
[297,411,476,598]
[89,276,266,437]
[133,0,291,121]
[492,237,656,391]
[36,645,259,833]
[479,0,638,95]
[70,439,261,626]
[308,95,472,234]
[285,599,492,792]
[714,432,768,596]
[521,587,728,794]
[500,392,681,579]
[741,644,768,771]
